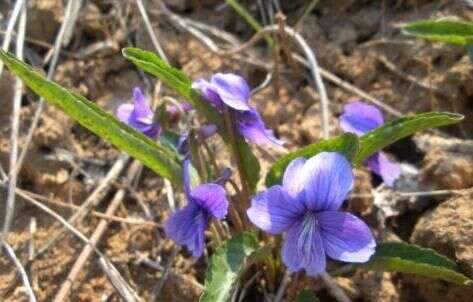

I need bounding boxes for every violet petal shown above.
[131,87,154,120]
[164,203,208,258]
[282,157,307,201]
[192,78,224,111]
[340,101,384,136]
[281,215,326,276]
[247,185,304,234]
[190,183,228,220]
[302,152,354,212]
[182,158,192,197]
[366,152,401,187]
[236,108,284,146]
[116,103,134,124]
[318,211,376,262]
[211,73,251,111]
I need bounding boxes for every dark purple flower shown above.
[116,87,160,138]
[192,73,283,146]
[164,159,228,257]
[340,101,401,186]
[167,101,193,123]
[247,152,376,276]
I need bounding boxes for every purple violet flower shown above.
[164,159,229,257]
[167,101,193,123]
[192,73,283,146]
[339,101,401,186]
[198,124,218,141]
[247,152,376,276]
[116,87,161,138]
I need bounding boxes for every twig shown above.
[0,163,7,182]
[156,4,240,47]
[13,186,138,302]
[52,161,142,302]
[2,242,37,302]
[295,0,320,30]
[14,0,78,177]
[377,54,440,92]
[319,271,351,302]
[35,154,129,258]
[98,257,139,302]
[257,0,269,26]
[397,189,460,198]
[251,72,272,95]
[315,62,402,117]
[151,247,179,301]
[222,25,402,117]
[61,0,83,46]
[2,0,26,240]
[136,0,168,61]
[28,218,36,261]
[160,6,402,118]
[18,188,157,227]
[274,270,291,302]
[0,0,25,75]
[0,29,75,55]
[350,188,466,200]
[237,271,261,302]
[226,24,331,138]
[225,0,273,46]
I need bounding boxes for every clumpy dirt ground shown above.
[1,0,473,301]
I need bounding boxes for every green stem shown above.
[225,0,274,47]
[189,131,208,181]
[222,107,251,212]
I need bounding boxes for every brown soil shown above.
[1,0,473,301]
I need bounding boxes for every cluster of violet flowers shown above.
[115,73,401,275]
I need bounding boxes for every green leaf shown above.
[122,47,221,124]
[265,133,359,187]
[355,112,463,164]
[296,290,319,302]
[122,47,192,99]
[402,19,473,46]
[366,242,473,286]
[200,232,260,302]
[0,50,182,184]
[123,47,261,190]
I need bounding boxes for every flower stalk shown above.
[223,106,252,212]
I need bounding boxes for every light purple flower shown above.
[198,124,218,141]
[340,101,401,186]
[164,159,228,257]
[192,73,283,146]
[116,87,160,138]
[247,152,376,276]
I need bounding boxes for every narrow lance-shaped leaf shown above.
[265,133,359,187]
[122,47,221,124]
[402,19,473,46]
[0,50,182,184]
[355,112,463,164]
[123,47,261,190]
[365,242,473,286]
[200,232,260,302]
